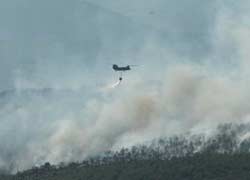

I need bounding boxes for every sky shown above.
[1,0,250,172]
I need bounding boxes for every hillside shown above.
[2,153,250,180]
[3,123,250,180]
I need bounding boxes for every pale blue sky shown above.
[0,0,226,91]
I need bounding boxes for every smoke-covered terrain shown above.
[3,123,250,179]
[1,0,250,173]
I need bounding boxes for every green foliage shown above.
[5,153,250,180]
[3,123,250,180]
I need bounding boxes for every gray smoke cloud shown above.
[1,0,250,173]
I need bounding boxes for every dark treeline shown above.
[2,123,250,180]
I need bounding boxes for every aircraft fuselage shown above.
[112,64,131,71]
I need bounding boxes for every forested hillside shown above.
[2,123,250,180]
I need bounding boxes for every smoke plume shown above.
[0,0,250,173]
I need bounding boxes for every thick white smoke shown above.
[1,0,250,173]
[2,63,250,172]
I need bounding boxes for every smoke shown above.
[2,63,250,172]
[1,0,250,173]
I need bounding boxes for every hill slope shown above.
[3,123,250,180]
[3,153,250,180]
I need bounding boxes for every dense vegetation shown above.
[2,123,250,180]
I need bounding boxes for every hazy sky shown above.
[0,0,221,90]
[1,0,250,172]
